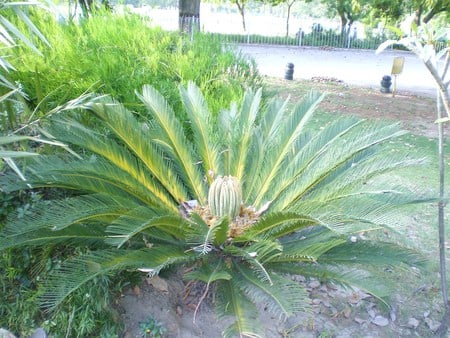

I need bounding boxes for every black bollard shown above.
[284,63,294,80]
[380,75,392,93]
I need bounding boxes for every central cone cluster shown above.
[208,175,242,219]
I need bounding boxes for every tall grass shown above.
[6,10,260,124]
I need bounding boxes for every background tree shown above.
[368,0,404,25]
[319,0,368,35]
[233,0,248,31]
[259,0,300,36]
[179,0,201,33]
[408,0,450,26]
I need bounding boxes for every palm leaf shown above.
[225,241,282,285]
[251,91,325,208]
[243,97,289,202]
[235,264,310,318]
[318,240,427,268]
[262,116,362,208]
[41,247,192,311]
[271,262,393,305]
[137,85,207,203]
[274,226,347,263]
[0,15,42,54]
[1,193,132,238]
[240,211,319,241]
[83,99,189,205]
[217,280,265,338]
[229,88,262,181]
[46,117,178,210]
[186,213,230,254]
[0,224,105,250]
[184,261,232,283]
[179,82,221,183]
[106,212,189,248]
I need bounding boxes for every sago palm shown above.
[0,82,426,337]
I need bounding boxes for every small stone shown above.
[0,329,16,338]
[146,275,169,293]
[297,275,306,282]
[29,328,47,338]
[132,285,141,296]
[389,309,397,322]
[425,317,440,331]
[308,280,321,289]
[372,315,389,327]
[423,310,430,318]
[312,298,321,305]
[319,285,328,292]
[176,305,183,317]
[407,317,420,329]
[343,308,352,318]
[367,308,377,319]
[354,317,367,324]
[123,332,132,338]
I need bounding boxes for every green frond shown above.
[137,85,207,203]
[46,117,178,210]
[105,210,189,248]
[235,264,310,318]
[279,120,406,210]
[84,99,189,204]
[179,82,222,183]
[240,211,319,241]
[21,157,171,210]
[318,240,427,269]
[225,241,282,285]
[305,196,420,236]
[251,91,325,208]
[186,213,229,254]
[262,116,362,208]
[272,263,393,305]
[259,97,290,143]
[184,261,232,283]
[275,227,347,263]
[229,88,262,181]
[217,280,265,338]
[303,152,426,203]
[1,194,131,238]
[41,247,192,312]
[0,224,105,250]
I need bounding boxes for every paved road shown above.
[238,45,442,97]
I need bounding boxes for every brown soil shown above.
[118,78,448,338]
[265,77,448,140]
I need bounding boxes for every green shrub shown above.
[7,10,260,121]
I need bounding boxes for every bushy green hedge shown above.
[7,10,261,120]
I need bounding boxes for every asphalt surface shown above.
[237,45,443,97]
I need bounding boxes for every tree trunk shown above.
[413,4,423,26]
[179,0,200,33]
[285,1,295,37]
[338,9,347,36]
[235,0,246,32]
[422,0,449,23]
[79,0,93,17]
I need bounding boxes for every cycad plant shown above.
[0,83,426,337]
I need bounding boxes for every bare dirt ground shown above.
[119,47,450,338]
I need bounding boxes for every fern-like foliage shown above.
[0,82,429,337]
